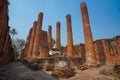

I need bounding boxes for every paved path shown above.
[0,61,57,80]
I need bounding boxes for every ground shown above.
[0,61,57,80]
[0,61,119,80]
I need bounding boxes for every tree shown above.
[10,28,18,39]
[12,38,25,59]
[14,39,25,53]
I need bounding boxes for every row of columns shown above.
[21,2,96,65]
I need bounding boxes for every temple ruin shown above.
[0,0,120,69]
[20,2,120,66]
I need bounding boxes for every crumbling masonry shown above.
[56,21,61,51]
[20,2,120,65]
[80,2,96,65]
[66,14,74,57]
[0,0,14,68]
[48,25,52,50]
[32,12,43,57]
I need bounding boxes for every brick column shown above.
[56,21,61,51]
[26,28,33,57]
[48,25,52,50]
[66,14,74,57]
[32,12,43,57]
[80,2,96,65]
[28,21,37,57]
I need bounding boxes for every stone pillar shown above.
[32,12,43,57]
[80,2,96,65]
[56,21,61,51]
[66,14,74,57]
[28,21,37,57]
[48,25,52,50]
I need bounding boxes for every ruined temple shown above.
[20,12,49,59]
[20,2,120,66]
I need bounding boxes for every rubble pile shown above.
[71,57,88,70]
[52,67,75,78]
[113,62,120,74]
[113,62,120,79]
[46,64,54,71]
[99,69,113,76]
[77,64,88,71]
[22,58,44,70]
[71,57,83,66]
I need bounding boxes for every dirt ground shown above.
[46,64,117,80]
[0,61,119,80]
[62,65,115,80]
[0,61,57,80]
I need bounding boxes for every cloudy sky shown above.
[9,0,120,46]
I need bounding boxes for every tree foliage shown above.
[10,28,25,58]
[10,28,18,39]
[12,38,25,58]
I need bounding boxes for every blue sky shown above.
[9,0,120,46]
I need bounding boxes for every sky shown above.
[9,0,120,46]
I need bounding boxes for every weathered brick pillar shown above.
[56,21,61,51]
[28,21,37,57]
[32,12,43,57]
[48,25,52,50]
[26,28,33,57]
[0,0,14,68]
[80,2,96,65]
[66,14,74,57]
[39,30,48,57]
[23,37,29,57]
[0,31,9,67]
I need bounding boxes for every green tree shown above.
[12,38,25,59]
[10,28,18,39]
[15,38,25,53]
